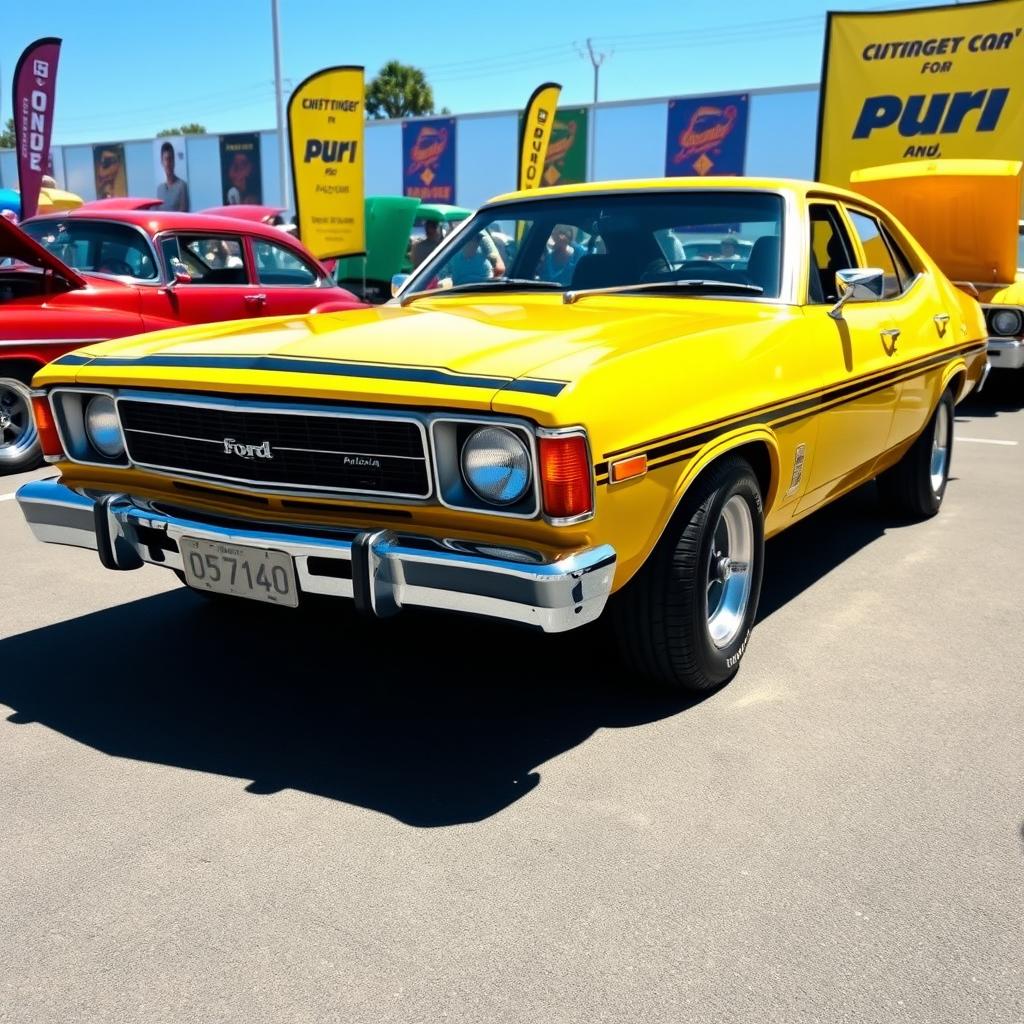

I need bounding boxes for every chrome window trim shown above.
[401,187,799,307]
[535,424,596,526]
[428,413,542,520]
[153,229,253,286]
[250,236,329,288]
[48,386,130,468]
[111,390,434,501]
[22,216,163,286]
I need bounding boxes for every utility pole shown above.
[582,38,608,104]
[576,37,610,181]
[271,0,290,210]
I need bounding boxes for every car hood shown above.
[57,293,783,408]
[850,159,1021,285]
[0,214,87,288]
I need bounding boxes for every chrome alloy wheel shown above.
[929,399,951,494]
[706,494,754,650]
[0,378,38,467]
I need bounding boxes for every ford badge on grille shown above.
[223,438,273,460]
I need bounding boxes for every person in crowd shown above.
[204,239,242,270]
[157,142,189,212]
[447,233,493,285]
[477,228,506,277]
[538,224,583,285]
[411,220,443,268]
[719,237,739,260]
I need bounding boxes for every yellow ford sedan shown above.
[18,178,988,692]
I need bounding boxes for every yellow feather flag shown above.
[518,82,562,192]
[288,65,365,259]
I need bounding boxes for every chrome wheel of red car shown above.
[0,378,41,473]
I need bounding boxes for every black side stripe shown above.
[595,343,985,484]
[53,352,568,397]
[601,339,986,461]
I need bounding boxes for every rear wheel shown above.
[877,387,954,519]
[612,457,765,693]
[0,375,42,474]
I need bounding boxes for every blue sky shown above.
[4,0,940,145]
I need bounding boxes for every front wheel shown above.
[877,387,954,519]
[612,457,765,693]
[0,376,42,474]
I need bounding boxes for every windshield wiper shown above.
[400,278,563,306]
[563,279,765,304]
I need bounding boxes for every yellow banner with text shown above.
[288,66,365,259]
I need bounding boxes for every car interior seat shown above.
[745,236,780,296]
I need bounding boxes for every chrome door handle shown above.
[243,293,267,305]
[880,328,900,352]
[934,313,950,335]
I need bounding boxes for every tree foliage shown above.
[0,118,15,149]
[156,123,207,137]
[365,61,435,120]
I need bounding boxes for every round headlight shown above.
[460,427,531,506]
[989,308,1023,337]
[84,395,124,458]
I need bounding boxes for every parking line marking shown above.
[0,493,16,502]
[958,437,1018,446]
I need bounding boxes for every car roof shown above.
[486,176,868,206]
[25,208,300,243]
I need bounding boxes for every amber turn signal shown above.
[610,454,647,484]
[538,434,592,520]
[31,395,64,458]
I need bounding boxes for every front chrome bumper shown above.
[16,479,616,632]
[987,337,1024,370]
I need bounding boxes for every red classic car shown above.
[0,209,363,472]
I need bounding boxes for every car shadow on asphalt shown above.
[0,593,697,827]
[957,373,1022,419]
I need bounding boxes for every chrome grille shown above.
[117,398,431,498]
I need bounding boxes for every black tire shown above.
[877,387,954,519]
[611,456,765,693]
[0,374,43,474]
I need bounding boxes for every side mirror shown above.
[169,257,192,286]
[829,267,884,320]
[391,273,410,298]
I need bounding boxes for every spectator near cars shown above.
[0,209,363,472]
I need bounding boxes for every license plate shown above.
[179,537,299,607]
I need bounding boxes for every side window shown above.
[847,210,902,299]
[879,222,917,291]
[808,203,856,304]
[253,239,321,286]
[175,235,248,285]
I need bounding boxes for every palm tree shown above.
[365,62,435,120]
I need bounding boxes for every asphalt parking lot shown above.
[1,377,1021,1024]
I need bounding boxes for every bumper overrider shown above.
[16,479,617,632]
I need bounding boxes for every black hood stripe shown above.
[52,352,568,397]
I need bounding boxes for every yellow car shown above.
[17,177,987,693]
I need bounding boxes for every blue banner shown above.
[665,94,749,177]
[403,118,456,203]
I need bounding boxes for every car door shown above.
[797,201,902,510]
[139,232,260,330]
[248,235,333,315]
[844,206,949,452]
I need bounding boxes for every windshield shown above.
[20,218,159,281]
[404,191,785,300]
